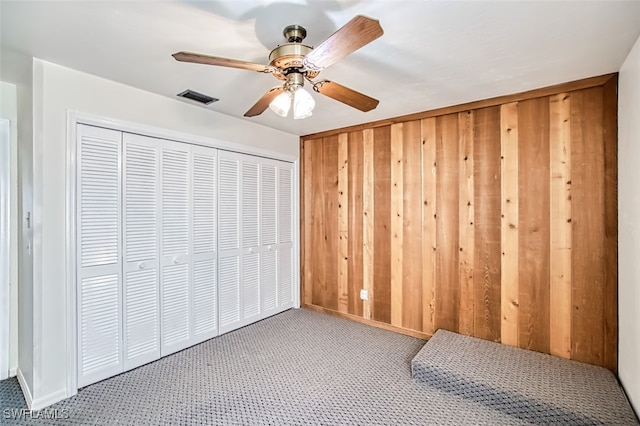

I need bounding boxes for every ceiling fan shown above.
[172,15,383,119]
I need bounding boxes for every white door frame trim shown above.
[65,110,300,396]
[0,118,10,381]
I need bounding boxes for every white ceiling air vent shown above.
[177,89,218,105]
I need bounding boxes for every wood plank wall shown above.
[300,75,618,371]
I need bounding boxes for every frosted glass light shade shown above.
[293,88,315,119]
[269,91,292,117]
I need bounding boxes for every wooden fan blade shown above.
[313,81,379,112]
[303,15,383,71]
[244,87,285,117]
[172,51,274,73]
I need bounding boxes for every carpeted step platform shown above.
[412,329,638,425]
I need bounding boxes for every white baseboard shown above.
[30,388,68,411]
[16,368,33,408]
[16,368,68,410]
[10,366,17,377]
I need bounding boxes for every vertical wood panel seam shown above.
[549,93,572,359]
[337,134,349,313]
[459,112,475,336]
[362,129,374,320]
[402,121,423,330]
[602,77,618,372]
[500,102,519,347]
[421,118,437,334]
[390,123,404,327]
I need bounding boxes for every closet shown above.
[76,124,295,388]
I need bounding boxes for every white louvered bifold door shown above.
[191,145,218,343]
[77,124,295,385]
[260,160,279,316]
[241,158,261,322]
[277,162,295,309]
[218,151,242,334]
[77,125,123,388]
[122,133,161,370]
[160,140,193,356]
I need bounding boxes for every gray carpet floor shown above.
[0,308,637,425]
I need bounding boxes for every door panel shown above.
[122,134,160,370]
[261,161,278,314]
[278,162,295,309]
[160,142,192,355]
[242,159,261,321]
[191,146,217,342]
[77,125,123,387]
[218,152,242,333]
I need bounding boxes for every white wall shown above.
[1,46,36,403]
[619,33,640,415]
[26,59,298,407]
[17,55,35,406]
[0,81,19,376]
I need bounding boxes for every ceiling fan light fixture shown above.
[269,91,292,117]
[293,87,315,119]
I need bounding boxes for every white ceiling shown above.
[1,1,639,136]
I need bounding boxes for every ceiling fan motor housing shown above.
[268,25,320,79]
[269,43,312,69]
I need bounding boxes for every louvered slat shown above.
[161,264,190,346]
[242,161,259,248]
[125,269,159,360]
[243,253,260,319]
[278,166,293,244]
[278,245,293,307]
[193,259,216,335]
[261,164,277,246]
[262,250,277,311]
[125,143,157,262]
[193,152,216,254]
[219,257,240,327]
[218,158,239,251]
[162,150,189,255]
[80,274,120,373]
[80,138,119,267]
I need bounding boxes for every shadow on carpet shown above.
[412,329,638,425]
